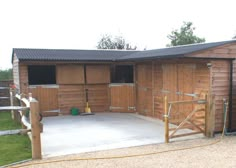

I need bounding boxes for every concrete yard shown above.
[41,113,165,157]
[41,112,203,158]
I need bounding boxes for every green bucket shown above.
[71,107,79,115]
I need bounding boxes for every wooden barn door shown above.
[109,84,135,112]
[28,86,59,116]
[177,64,195,116]
[162,64,195,122]
[162,64,195,100]
[136,63,153,116]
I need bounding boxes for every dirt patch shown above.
[10,135,236,168]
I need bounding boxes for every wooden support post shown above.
[164,96,169,143]
[10,88,15,120]
[30,96,42,160]
[205,94,215,137]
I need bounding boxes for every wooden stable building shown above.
[12,40,236,133]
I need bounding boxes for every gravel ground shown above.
[9,135,236,168]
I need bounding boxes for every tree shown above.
[233,35,236,39]
[167,22,205,46]
[0,68,13,81]
[97,34,136,50]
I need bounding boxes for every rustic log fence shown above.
[0,88,42,159]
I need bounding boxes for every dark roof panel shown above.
[118,40,236,60]
[13,48,138,62]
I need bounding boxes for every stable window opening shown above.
[28,65,56,85]
[111,65,134,83]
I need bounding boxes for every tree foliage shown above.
[0,68,13,81]
[167,22,205,46]
[97,34,136,50]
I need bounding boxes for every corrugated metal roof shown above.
[118,40,236,60]
[13,48,138,62]
[13,40,236,62]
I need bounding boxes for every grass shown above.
[0,135,32,166]
[0,111,31,166]
[0,111,22,130]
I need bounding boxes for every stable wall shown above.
[16,63,111,115]
[135,59,229,132]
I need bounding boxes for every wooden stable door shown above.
[109,84,135,112]
[28,86,59,116]
[162,64,195,121]
[136,63,153,116]
[162,64,195,99]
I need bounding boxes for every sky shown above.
[0,0,236,69]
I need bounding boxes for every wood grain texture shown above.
[136,62,153,117]
[210,60,230,131]
[57,65,85,84]
[110,84,135,112]
[86,65,110,84]
[58,84,109,114]
[19,64,29,94]
[29,86,59,116]
[13,55,20,90]
[188,43,236,58]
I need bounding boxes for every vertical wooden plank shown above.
[30,98,42,160]
[205,94,215,137]
[162,64,178,122]
[178,64,195,119]
[164,96,169,143]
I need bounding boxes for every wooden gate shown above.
[162,64,211,141]
[28,85,59,116]
[109,84,135,112]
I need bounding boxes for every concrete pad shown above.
[41,113,203,157]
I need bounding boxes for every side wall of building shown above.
[135,59,229,132]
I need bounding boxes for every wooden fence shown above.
[0,89,42,159]
[0,80,13,106]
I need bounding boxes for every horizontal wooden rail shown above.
[168,99,206,105]
[171,131,202,139]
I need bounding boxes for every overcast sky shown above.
[0,0,236,69]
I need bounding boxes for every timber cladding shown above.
[18,64,111,115]
[135,60,211,126]
[136,62,153,116]
[58,84,109,114]
[57,65,85,84]
[232,60,236,131]
[210,60,230,131]
[86,65,110,84]
[135,59,232,132]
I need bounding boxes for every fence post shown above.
[164,96,169,143]
[30,95,42,159]
[205,94,215,137]
[10,88,15,120]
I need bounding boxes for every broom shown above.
[81,89,94,115]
